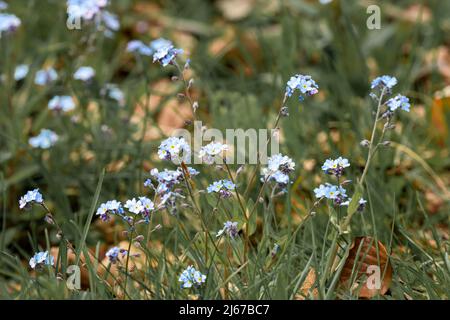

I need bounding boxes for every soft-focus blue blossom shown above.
[261,153,295,185]
[74,66,95,81]
[152,38,183,67]
[67,0,120,35]
[14,64,29,81]
[321,156,350,177]
[19,189,43,210]
[100,11,119,34]
[386,94,410,112]
[0,13,21,36]
[371,75,397,90]
[67,0,107,20]
[126,40,153,56]
[29,129,58,149]
[178,266,206,289]
[48,96,76,113]
[0,1,8,10]
[285,74,319,100]
[216,221,239,239]
[105,246,127,264]
[158,137,191,163]
[101,83,125,106]
[341,197,367,212]
[29,251,54,269]
[34,68,58,86]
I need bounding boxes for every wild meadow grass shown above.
[0,0,449,300]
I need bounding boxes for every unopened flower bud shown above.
[56,230,63,240]
[184,59,191,70]
[44,214,55,225]
[171,76,179,82]
[134,235,144,242]
[188,78,194,89]
[360,139,370,147]
[381,141,391,146]
[280,106,289,117]
[193,101,199,112]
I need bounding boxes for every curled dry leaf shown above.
[339,236,392,298]
[295,267,319,300]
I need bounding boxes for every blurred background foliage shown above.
[0,0,449,299]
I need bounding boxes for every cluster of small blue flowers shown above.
[96,197,155,224]
[261,153,296,185]
[29,251,54,269]
[285,74,319,101]
[314,183,348,205]
[314,156,366,210]
[95,199,123,221]
[216,221,239,239]
[158,137,191,163]
[371,75,411,113]
[178,265,207,289]
[198,142,228,165]
[105,246,127,264]
[146,167,199,194]
[207,180,236,199]
[19,189,44,210]
[321,157,350,177]
[127,38,183,67]
[66,0,120,37]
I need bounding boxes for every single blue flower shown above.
[29,251,54,269]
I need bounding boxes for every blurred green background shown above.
[0,0,449,299]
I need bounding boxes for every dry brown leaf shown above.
[295,267,319,300]
[217,0,255,21]
[431,86,450,146]
[50,245,107,289]
[339,237,392,298]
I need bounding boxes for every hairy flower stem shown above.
[244,94,287,198]
[180,164,218,265]
[323,88,387,295]
[358,87,386,191]
[174,61,197,122]
[123,230,133,294]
